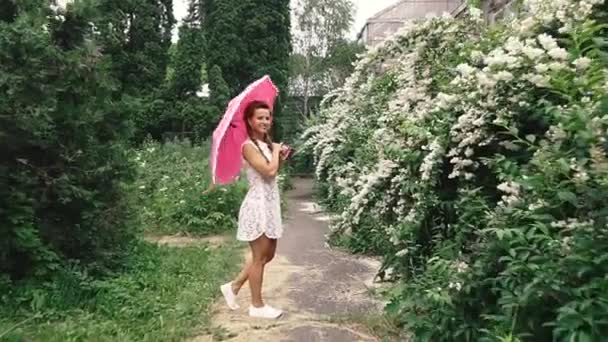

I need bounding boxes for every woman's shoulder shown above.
[242,138,256,149]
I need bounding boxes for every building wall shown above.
[360,0,464,46]
[452,0,518,23]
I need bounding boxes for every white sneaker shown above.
[220,282,240,310]
[248,305,283,319]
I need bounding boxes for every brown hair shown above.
[244,100,274,162]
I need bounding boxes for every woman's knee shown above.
[264,251,275,264]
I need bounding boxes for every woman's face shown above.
[248,108,272,136]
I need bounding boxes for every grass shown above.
[0,239,243,342]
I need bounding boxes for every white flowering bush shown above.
[302,0,608,340]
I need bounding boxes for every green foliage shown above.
[0,2,136,281]
[204,0,245,95]
[170,0,205,99]
[304,2,608,340]
[207,64,230,114]
[95,0,175,95]
[132,0,218,143]
[0,241,242,341]
[132,139,247,236]
[205,0,292,138]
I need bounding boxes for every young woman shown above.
[220,100,290,319]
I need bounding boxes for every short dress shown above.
[237,139,283,241]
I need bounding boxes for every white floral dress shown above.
[237,139,283,241]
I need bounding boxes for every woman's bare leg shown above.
[248,235,273,308]
[232,237,277,295]
[231,253,252,294]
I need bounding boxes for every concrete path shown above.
[193,177,384,342]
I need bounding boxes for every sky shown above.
[172,0,401,41]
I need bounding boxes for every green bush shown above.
[0,2,136,282]
[303,1,608,340]
[132,139,247,236]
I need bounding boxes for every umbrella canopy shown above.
[209,75,279,184]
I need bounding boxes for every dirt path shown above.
[193,177,384,342]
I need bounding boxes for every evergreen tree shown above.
[205,0,292,137]
[0,0,17,23]
[1,1,136,280]
[204,0,246,95]
[96,0,175,94]
[241,0,291,138]
[171,0,205,98]
[208,64,230,112]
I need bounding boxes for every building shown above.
[357,0,465,47]
[453,0,518,23]
[357,0,518,47]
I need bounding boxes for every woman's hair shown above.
[244,100,274,162]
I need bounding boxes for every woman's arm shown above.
[243,143,281,178]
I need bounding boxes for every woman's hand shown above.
[279,144,292,161]
[272,142,283,152]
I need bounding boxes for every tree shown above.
[1,1,136,281]
[204,0,246,96]
[0,0,17,22]
[208,64,230,113]
[291,0,354,117]
[205,0,292,138]
[171,0,205,99]
[96,0,175,94]
[241,0,292,138]
[324,39,365,88]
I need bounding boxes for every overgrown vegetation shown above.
[1,0,137,284]
[133,139,247,236]
[0,241,242,342]
[0,2,266,338]
[303,0,608,340]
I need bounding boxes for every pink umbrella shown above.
[210,75,279,185]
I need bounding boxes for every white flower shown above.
[455,261,469,273]
[469,7,482,19]
[495,71,514,82]
[522,46,544,60]
[448,282,462,291]
[505,37,524,54]
[526,74,550,87]
[519,17,535,32]
[477,72,497,88]
[396,248,409,257]
[548,47,569,60]
[548,62,566,71]
[420,139,444,181]
[470,50,484,63]
[437,92,457,109]
[538,33,558,51]
[456,63,476,76]
[497,181,521,196]
[573,57,592,70]
[535,64,549,73]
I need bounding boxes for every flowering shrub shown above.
[132,139,247,236]
[302,0,608,340]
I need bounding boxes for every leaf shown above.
[557,191,578,205]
